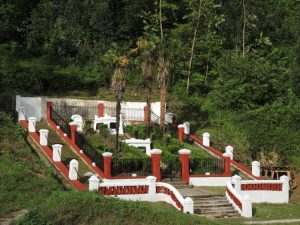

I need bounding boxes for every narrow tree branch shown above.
[159,0,164,40]
[204,63,209,86]
[242,0,246,57]
[186,0,202,94]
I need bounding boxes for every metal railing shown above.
[105,106,144,121]
[50,107,71,137]
[189,157,224,175]
[53,105,98,120]
[75,132,104,172]
[160,157,181,179]
[111,158,152,177]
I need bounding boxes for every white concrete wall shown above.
[226,182,252,218]
[17,95,161,122]
[233,178,289,204]
[16,95,43,121]
[99,177,193,214]
[189,177,231,186]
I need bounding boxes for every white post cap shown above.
[251,161,260,165]
[203,132,210,137]
[102,152,113,157]
[150,149,162,154]
[178,149,191,155]
[146,176,157,181]
[39,129,49,133]
[184,197,193,204]
[178,124,185,128]
[89,175,100,182]
[225,146,233,152]
[69,121,77,126]
[52,144,63,148]
[70,159,79,166]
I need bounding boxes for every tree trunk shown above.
[242,0,246,57]
[186,0,202,94]
[159,0,164,40]
[115,99,121,153]
[146,76,152,136]
[159,78,166,138]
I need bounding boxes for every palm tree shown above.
[111,56,128,152]
[138,39,156,136]
[157,54,170,138]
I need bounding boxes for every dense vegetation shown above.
[0,0,299,168]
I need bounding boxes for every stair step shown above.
[194,203,232,208]
[193,198,228,203]
[190,194,225,198]
[195,208,238,214]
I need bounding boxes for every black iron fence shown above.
[189,157,224,175]
[75,132,104,172]
[0,94,17,121]
[53,105,98,120]
[105,106,145,121]
[50,107,71,138]
[111,158,152,177]
[160,157,181,179]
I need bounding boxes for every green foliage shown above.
[0,0,299,168]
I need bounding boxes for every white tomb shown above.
[71,114,84,132]
[93,115,124,135]
[124,138,152,156]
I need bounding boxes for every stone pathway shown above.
[244,219,300,224]
[0,209,28,225]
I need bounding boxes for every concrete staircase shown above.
[162,179,240,218]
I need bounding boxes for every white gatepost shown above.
[280,175,290,203]
[225,146,234,160]
[52,144,63,162]
[147,176,157,197]
[28,117,37,132]
[183,197,194,214]
[39,129,49,146]
[251,161,261,177]
[241,195,252,218]
[183,122,190,135]
[89,175,100,191]
[232,175,241,193]
[203,132,210,147]
[69,159,79,180]
[18,107,26,121]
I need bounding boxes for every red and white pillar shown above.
[102,152,112,179]
[144,105,149,123]
[46,102,53,121]
[178,124,185,141]
[179,149,191,184]
[98,101,105,117]
[69,122,77,145]
[223,155,231,176]
[151,149,162,181]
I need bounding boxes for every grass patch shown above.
[0,112,63,217]
[252,203,300,220]
[36,122,92,178]
[15,191,219,225]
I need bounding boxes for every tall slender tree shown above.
[186,0,202,94]
[137,38,156,136]
[157,54,170,137]
[111,56,128,152]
